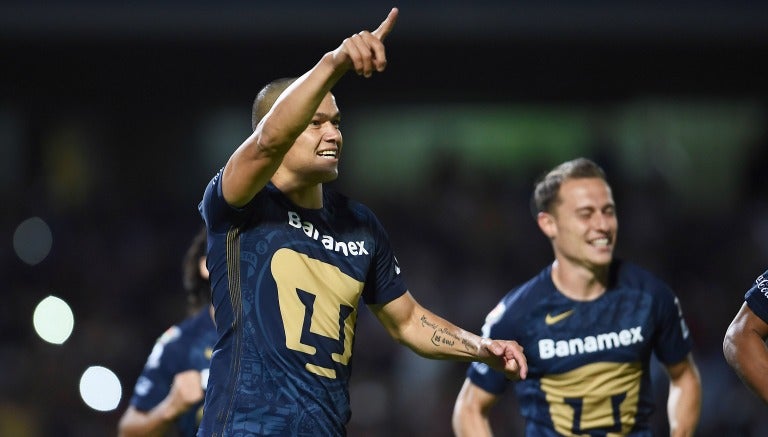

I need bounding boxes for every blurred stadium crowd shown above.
[3,2,768,436]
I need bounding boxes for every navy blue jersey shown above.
[744,268,768,323]
[197,170,408,436]
[129,306,217,437]
[467,261,692,436]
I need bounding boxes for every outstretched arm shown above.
[369,291,527,380]
[222,8,399,207]
[723,302,768,403]
[118,370,204,437]
[452,378,498,437]
[665,354,701,437]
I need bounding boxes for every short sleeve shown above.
[360,209,408,305]
[199,168,235,232]
[130,326,186,411]
[652,285,693,365]
[745,269,768,323]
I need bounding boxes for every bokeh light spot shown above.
[32,295,74,345]
[79,366,122,412]
[13,217,53,265]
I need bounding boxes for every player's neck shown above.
[550,259,609,301]
[272,175,324,209]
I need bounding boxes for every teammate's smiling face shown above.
[539,177,617,270]
[281,93,343,184]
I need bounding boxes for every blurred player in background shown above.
[723,268,768,403]
[453,158,702,436]
[118,227,216,437]
[197,7,527,436]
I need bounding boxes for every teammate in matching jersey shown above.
[119,228,217,437]
[724,268,768,403]
[453,158,702,436]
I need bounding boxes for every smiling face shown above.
[279,93,343,186]
[537,177,618,271]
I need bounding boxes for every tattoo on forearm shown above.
[419,315,438,330]
[431,331,454,347]
[461,338,478,353]
[419,315,475,351]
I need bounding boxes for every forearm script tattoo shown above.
[420,315,477,352]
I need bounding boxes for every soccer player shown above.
[118,227,217,437]
[723,268,768,403]
[452,158,702,436]
[196,7,526,436]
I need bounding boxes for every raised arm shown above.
[368,291,527,380]
[222,8,399,207]
[665,354,701,437]
[723,302,768,403]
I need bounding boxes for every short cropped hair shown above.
[531,157,608,217]
[251,77,298,131]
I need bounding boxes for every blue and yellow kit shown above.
[129,306,217,436]
[467,261,692,436]
[198,170,407,436]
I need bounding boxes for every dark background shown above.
[3,1,768,436]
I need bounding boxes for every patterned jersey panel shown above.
[198,175,408,436]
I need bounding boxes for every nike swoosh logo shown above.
[545,309,574,325]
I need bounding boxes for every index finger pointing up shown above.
[372,7,399,41]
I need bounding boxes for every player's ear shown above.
[537,212,557,239]
[199,256,210,280]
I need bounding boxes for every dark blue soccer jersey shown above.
[129,306,217,437]
[744,268,768,323]
[197,171,408,436]
[467,261,692,436]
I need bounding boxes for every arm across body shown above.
[723,302,768,403]
[368,291,527,380]
[117,370,204,437]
